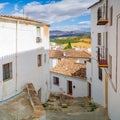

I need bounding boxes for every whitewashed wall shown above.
[90,2,107,106]
[0,19,50,103]
[86,61,92,83]
[107,0,120,120]
[50,73,88,97]
[49,59,58,70]
[90,0,120,120]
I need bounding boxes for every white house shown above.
[49,49,91,69]
[0,15,50,103]
[88,0,120,120]
[50,58,88,98]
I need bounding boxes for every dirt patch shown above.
[45,94,108,120]
[0,92,33,120]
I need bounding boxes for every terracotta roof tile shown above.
[50,58,86,79]
[50,49,91,59]
[49,50,63,58]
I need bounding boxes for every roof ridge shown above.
[0,14,49,26]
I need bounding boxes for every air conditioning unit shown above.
[36,37,42,43]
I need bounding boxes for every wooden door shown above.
[88,83,91,98]
[105,74,108,108]
[67,81,72,95]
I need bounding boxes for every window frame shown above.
[37,54,42,67]
[3,62,12,81]
[36,26,41,37]
[97,7,102,20]
[53,76,59,86]
[98,67,102,81]
[98,33,102,45]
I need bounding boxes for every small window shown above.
[36,27,41,43]
[98,33,102,45]
[103,4,106,19]
[44,54,46,63]
[98,67,102,80]
[109,55,112,79]
[110,6,113,26]
[53,77,59,86]
[38,54,42,66]
[3,63,12,81]
[97,7,102,20]
[36,27,40,37]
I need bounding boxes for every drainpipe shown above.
[15,21,18,91]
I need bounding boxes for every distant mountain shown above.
[50,30,90,38]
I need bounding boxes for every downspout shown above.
[15,21,18,91]
[115,15,119,92]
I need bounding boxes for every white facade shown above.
[89,0,107,107]
[0,16,50,103]
[89,0,120,120]
[49,58,59,69]
[50,73,88,98]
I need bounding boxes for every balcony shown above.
[97,7,108,25]
[97,19,108,25]
[98,47,108,67]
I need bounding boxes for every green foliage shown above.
[80,103,85,107]
[64,42,72,49]
[89,102,98,112]
[50,36,90,45]
[42,103,48,107]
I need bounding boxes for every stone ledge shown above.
[22,83,45,120]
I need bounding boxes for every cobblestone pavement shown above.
[46,110,108,120]
[46,97,108,120]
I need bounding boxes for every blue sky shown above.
[0,0,98,31]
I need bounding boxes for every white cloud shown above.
[13,0,98,24]
[78,21,90,25]
[0,2,9,9]
[14,4,19,11]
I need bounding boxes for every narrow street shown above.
[45,95,108,120]
[46,110,108,120]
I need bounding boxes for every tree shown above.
[64,42,72,49]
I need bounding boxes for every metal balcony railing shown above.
[98,46,108,67]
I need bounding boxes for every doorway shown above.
[88,83,91,98]
[67,81,72,95]
[105,74,108,108]
[38,88,41,101]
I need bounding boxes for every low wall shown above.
[23,83,46,120]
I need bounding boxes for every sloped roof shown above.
[0,14,49,26]
[50,49,91,59]
[49,50,63,58]
[50,58,86,79]
[88,0,102,9]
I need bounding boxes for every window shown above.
[97,7,102,20]
[109,55,112,79]
[38,54,42,66]
[98,67,102,80]
[53,77,59,86]
[98,33,102,45]
[3,63,12,81]
[36,27,41,43]
[44,54,46,63]
[36,27,40,37]
[110,6,113,26]
[103,4,106,19]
